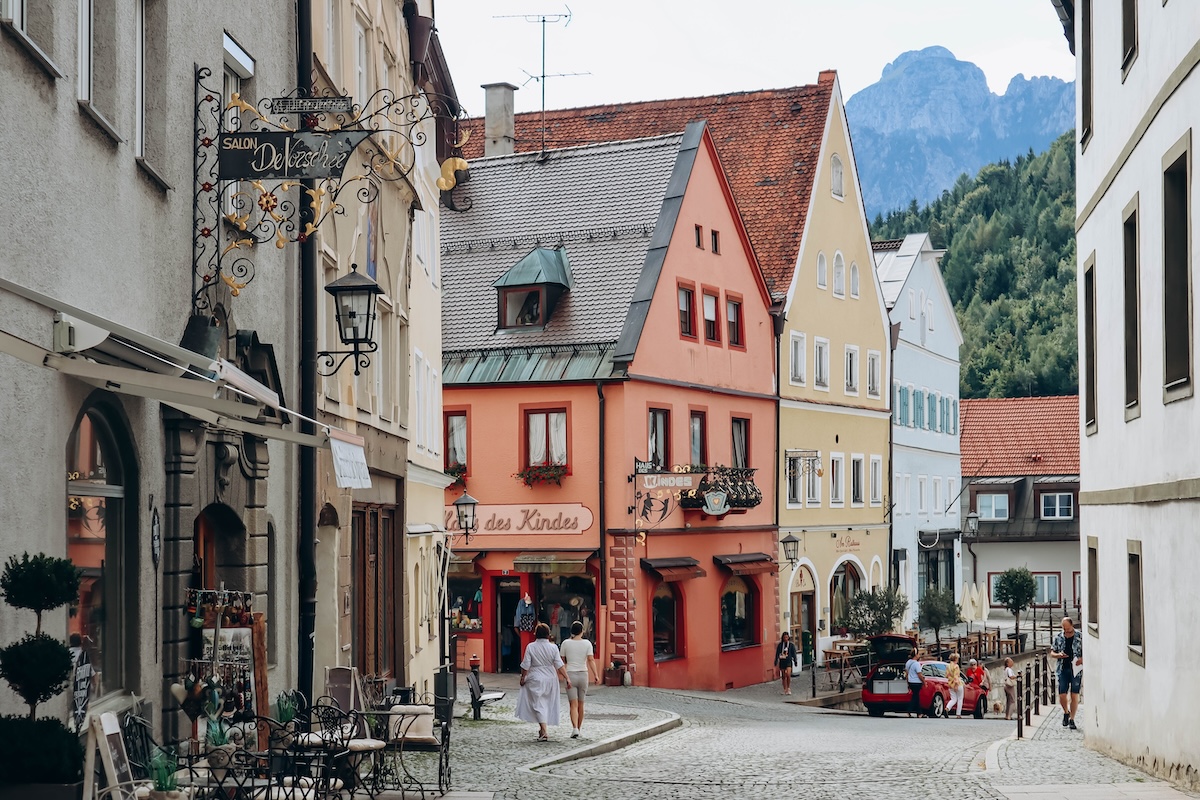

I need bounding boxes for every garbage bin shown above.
[1006,632,1028,653]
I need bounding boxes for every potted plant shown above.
[993,567,1038,652]
[203,721,235,783]
[0,553,83,800]
[148,747,185,800]
[918,586,961,656]
[266,692,299,752]
[514,464,568,487]
[445,462,467,488]
[837,586,909,639]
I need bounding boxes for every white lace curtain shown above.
[447,415,467,466]
[528,411,567,466]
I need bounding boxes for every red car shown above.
[860,634,989,718]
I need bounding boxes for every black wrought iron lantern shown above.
[780,533,800,568]
[452,489,479,544]
[965,510,980,536]
[318,263,384,376]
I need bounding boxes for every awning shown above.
[713,552,777,576]
[448,550,484,576]
[971,476,1022,485]
[512,551,595,575]
[0,279,368,481]
[640,556,706,582]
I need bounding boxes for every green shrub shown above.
[0,715,84,785]
[0,632,73,717]
[836,586,909,638]
[994,567,1038,640]
[919,586,961,652]
[0,553,80,633]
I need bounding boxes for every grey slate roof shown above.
[872,233,933,309]
[440,134,685,354]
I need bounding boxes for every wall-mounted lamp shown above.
[317,263,384,376]
[452,489,479,545]
[965,510,979,537]
[780,534,800,568]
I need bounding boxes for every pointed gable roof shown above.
[458,74,838,300]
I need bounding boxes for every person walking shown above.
[775,632,799,696]
[945,652,965,719]
[904,648,925,718]
[560,621,600,739]
[966,658,990,692]
[1050,616,1083,730]
[516,623,571,741]
[1002,656,1017,720]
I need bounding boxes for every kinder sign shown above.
[444,503,594,535]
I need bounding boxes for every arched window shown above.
[720,575,757,649]
[652,583,679,660]
[850,263,860,298]
[831,154,844,198]
[816,252,827,289]
[833,253,845,297]
[67,402,136,698]
[830,562,862,630]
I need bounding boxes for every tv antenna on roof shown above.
[494,5,590,154]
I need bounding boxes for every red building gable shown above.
[960,395,1080,477]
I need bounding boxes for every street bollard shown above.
[1033,658,1041,716]
[1024,664,1032,727]
[811,657,817,698]
[1042,653,1053,706]
[1016,672,1024,739]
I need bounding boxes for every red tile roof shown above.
[960,396,1080,477]
[458,74,837,298]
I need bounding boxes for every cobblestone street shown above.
[430,677,1200,800]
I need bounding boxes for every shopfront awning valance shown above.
[512,551,595,575]
[713,552,777,576]
[640,556,706,582]
[0,279,368,485]
[448,550,485,576]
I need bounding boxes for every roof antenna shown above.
[494,5,589,155]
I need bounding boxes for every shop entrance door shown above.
[789,591,817,666]
[496,579,522,673]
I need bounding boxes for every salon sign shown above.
[444,503,594,535]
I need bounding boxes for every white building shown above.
[1058,0,1200,788]
[874,234,963,627]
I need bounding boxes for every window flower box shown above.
[514,464,568,487]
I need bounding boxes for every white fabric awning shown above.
[0,278,367,471]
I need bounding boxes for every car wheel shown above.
[974,696,986,719]
[930,693,945,718]
[867,706,884,717]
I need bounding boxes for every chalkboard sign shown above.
[82,712,135,800]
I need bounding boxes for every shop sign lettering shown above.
[834,534,862,553]
[444,503,594,535]
[218,130,373,180]
[637,473,697,491]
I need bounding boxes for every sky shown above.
[435,0,1076,116]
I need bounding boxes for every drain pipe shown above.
[597,380,607,607]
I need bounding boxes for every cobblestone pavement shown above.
[439,680,1197,800]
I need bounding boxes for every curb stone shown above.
[983,710,1053,771]
[519,711,683,773]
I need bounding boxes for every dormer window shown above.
[493,246,573,331]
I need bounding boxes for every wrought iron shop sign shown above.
[218,131,373,181]
[270,95,353,114]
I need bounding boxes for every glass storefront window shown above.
[537,574,595,645]
[652,583,678,660]
[830,562,862,628]
[720,575,756,649]
[448,577,483,633]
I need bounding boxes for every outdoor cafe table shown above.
[363,706,445,795]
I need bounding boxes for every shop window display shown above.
[448,577,483,633]
[537,574,596,645]
[653,583,679,660]
[721,575,756,649]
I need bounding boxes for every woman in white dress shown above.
[515,622,571,741]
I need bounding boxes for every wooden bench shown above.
[466,672,505,721]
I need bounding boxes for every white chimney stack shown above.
[482,82,518,157]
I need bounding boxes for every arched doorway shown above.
[194,503,247,590]
[829,561,862,633]
[788,564,817,666]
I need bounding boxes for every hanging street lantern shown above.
[780,533,800,568]
[317,263,384,376]
[452,489,479,544]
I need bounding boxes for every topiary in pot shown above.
[0,553,84,795]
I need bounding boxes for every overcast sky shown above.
[435,0,1076,116]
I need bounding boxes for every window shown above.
[694,224,703,249]
[2,0,62,78]
[932,478,942,515]
[653,583,679,660]
[1087,537,1099,633]
[501,287,545,328]
[870,457,882,505]
[903,475,911,515]
[1124,198,1140,410]
[927,301,935,331]
[731,417,749,469]
[352,507,397,677]
[814,338,829,389]
[866,351,880,398]
[354,15,369,104]
[928,392,937,431]
[1163,137,1191,396]
[78,0,121,140]
[831,154,844,199]
[711,230,720,254]
[806,453,821,505]
[445,411,467,471]
[850,263,860,298]
[829,454,844,505]
[325,0,341,78]
[917,476,927,513]
[946,478,958,515]
[1121,0,1137,76]
[908,289,916,319]
[850,456,864,505]
[844,346,858,393]
[689,411,707,467]
[135,0,167,175]
[833,253,846,297]
[1128,541,1144,661]
[1034,573,1061,605]
[1080,0,1092,142]
[678,285,696,338]
[899,385,910,425]
[67,403,135,698]
[789,333,806,384]
[648,408,670,470]
[1041,492,1074,520]
[786,454,803,505]
[526,409,567,467]
[703,292,720,343]
[221,38,254,221]
[726,297,743,347]
[977,493,1009,521]
[1084,255,1097,430]
[817,253,827,289]
[720,576,756,649]
[830,562,861,626]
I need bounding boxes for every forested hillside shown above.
[871,131,1077,399]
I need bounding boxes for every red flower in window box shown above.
[514,464,568,487]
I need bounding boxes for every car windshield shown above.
[921,662,947,678]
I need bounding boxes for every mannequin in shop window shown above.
[516,593,535,632]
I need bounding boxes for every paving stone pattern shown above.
[444,681,1197,800]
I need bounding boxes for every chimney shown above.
[482,82,518,157]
